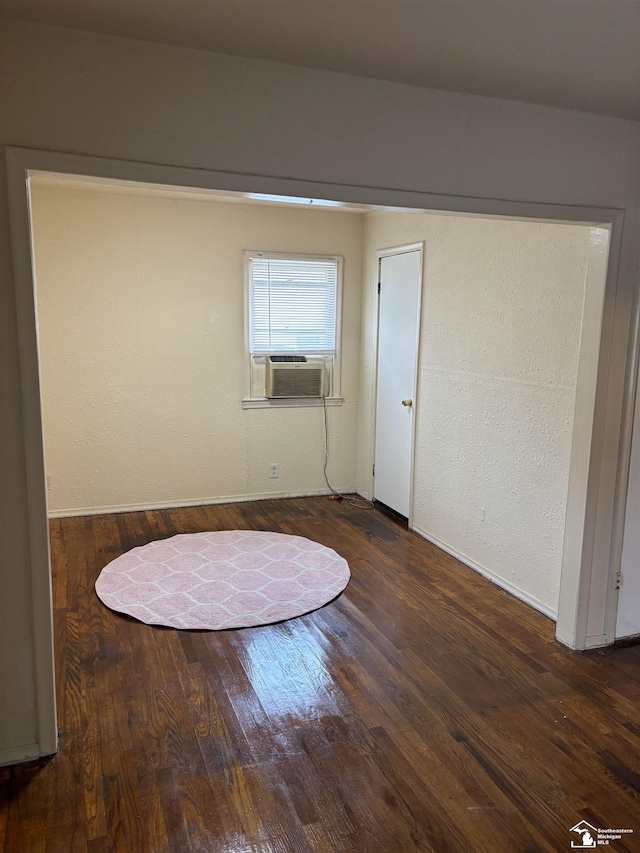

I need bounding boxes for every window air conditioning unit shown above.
[265,356,324,399]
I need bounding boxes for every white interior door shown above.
[374,248,422,517]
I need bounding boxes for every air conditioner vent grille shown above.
[265,358,324,398]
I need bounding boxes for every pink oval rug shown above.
[95,530,350,630]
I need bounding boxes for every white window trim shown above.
[243,250,344,406]
[242,396,344,409]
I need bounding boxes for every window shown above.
[243,251,343,404]
[249,255,338,355]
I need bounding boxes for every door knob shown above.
[402,399,413,407]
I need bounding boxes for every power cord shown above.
[322,394,375,510]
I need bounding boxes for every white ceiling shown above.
[1,0,639,120]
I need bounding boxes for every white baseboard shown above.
[0,742,45,767]
[614,631,640,643]
[47,487,357,519]
[410,524,557,622]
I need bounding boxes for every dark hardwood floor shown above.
[1,497,639,852]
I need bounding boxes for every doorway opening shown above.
[6,148,626,762]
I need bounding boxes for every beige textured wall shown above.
[359,212,591,615]
[31,181,363,514]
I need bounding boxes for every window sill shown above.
[242,397,344,410]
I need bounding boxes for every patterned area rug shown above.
[95,530,350,630]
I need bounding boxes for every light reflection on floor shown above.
[234,620,341,722]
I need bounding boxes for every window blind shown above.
[249,256,338,354]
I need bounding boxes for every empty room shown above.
[1,3,639,852]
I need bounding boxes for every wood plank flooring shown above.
[1,497,639,851]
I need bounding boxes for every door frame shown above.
[372,243,424,526]
[4,145,634,763]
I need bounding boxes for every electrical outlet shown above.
[269,463,279,479]
[47,475,52,490]
[479,507,485,522]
